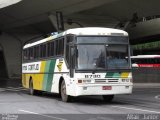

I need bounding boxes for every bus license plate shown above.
[102,86,112,90]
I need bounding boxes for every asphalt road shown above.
[0,84,160,120]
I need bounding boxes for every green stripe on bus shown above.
[43,60,56,92]
[43,61,50,91]
[46,60,56,92]
[113,72,120,78]
[105,72,120,78]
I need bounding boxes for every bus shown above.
[131,55,160,83]
[22,27,133,102]
[131,55,160,68]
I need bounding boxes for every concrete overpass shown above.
[0,0,160,79]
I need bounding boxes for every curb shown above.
[133,83,160,88]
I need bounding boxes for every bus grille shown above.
[95,79,106,83]
[108,79,119,82]
[95,79,119,83]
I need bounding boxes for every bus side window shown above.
[40,45,43,58]
[132,59,136,64]
[34,46,36,59]
[23,49,27,61]
[51,41,55,57]
[155,58,160,64]
[139,59,143,64]
[26,49,29,60]
[146,59,149,64]
[158,58,160,63]
[65,35,74,67]
[34,45,40,59]
[58,38,64,56]
[43,44,47,58]
[55,40,58,56]
[37,45,40,59]
[150,59,154,64]
[29,47,34,60]
[47,42,51,57]
[23,49,28,61]
[143,59,147,64]
[40,44,46,58]
[155,58,157,64]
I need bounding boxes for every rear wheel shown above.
[102,95,114,102]
[29,80,40,95]
[60,80,72,102]
[29,80,35,95]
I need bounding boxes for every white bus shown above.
[131,55,160,67]
[22,27,133,102]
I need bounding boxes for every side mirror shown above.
[69,46,75,78]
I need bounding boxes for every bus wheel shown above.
[60,80,71,102]
[29,80,36,95]
[102,95,114,102]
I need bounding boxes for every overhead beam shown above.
[48,14,58,31]
[57,0,120,15]
[2,0,120,30]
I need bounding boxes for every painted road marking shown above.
[19,109,68,120]
[112,106,160,114]
[155,95,160,100]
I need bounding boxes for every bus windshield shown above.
[106,44,129,69]
[76,37,130,70]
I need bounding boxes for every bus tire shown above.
[102,95,114,102]
[60,80,72,102]
[29,80,38,95]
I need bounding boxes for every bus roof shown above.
[23,27,128,49]
[63,27,128,36]
[131,55,160,59]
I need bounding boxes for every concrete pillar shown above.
[0,33,21,78]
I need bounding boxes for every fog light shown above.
[122,79,125,82]
[122,79,130,82]
[126,79,129,82]
[83,87,87,90]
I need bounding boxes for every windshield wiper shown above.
[91,62,97,74]
[92,68,97,74]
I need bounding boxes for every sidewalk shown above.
[0,78,21,88]
[133,83,160,88]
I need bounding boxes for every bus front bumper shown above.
[73,84,133,96]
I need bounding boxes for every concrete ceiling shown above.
[0,0,160,42]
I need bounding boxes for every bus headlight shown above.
[83,80,91,83]
[122,79,130,82]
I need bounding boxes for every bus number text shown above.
[85,75,101,78]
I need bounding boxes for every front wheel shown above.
[60,80,72,102]
[102,95,114,102]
